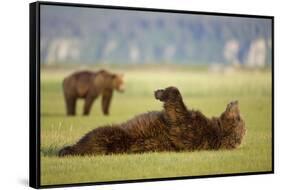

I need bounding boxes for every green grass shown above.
[40,65,272,185]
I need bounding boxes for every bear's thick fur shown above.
[63,70,124,116]
[59,87,246,156]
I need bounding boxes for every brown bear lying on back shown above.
[59,87,246,156]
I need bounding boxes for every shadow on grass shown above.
[41,112,66,118]
[41,145,61,156]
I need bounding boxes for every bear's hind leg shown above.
[58,146,76,157]
[83,95,97,116]
[62,126,132,156]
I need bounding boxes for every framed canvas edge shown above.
[29,1,275,189]
[39,171,274,189]
[37,0,274,19]
[30,1,41,189]
[271,16,275,174]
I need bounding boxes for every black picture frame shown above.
[29,1,274,189]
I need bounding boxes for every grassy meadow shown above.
[40,64,272,186]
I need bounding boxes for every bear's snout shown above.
[117,85,125,93]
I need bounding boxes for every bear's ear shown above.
[99,69,107,74]
[111,74,124,79]
[110,74,117,79]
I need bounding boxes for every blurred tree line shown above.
[41,5,272,67]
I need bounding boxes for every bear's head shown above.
[154,86,182,102]
[112,73,125,93]
[97,70,125,93]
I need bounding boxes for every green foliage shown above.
[40,66,272,185]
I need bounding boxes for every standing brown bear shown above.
[63,70,124,116]
[59,87,246,156]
